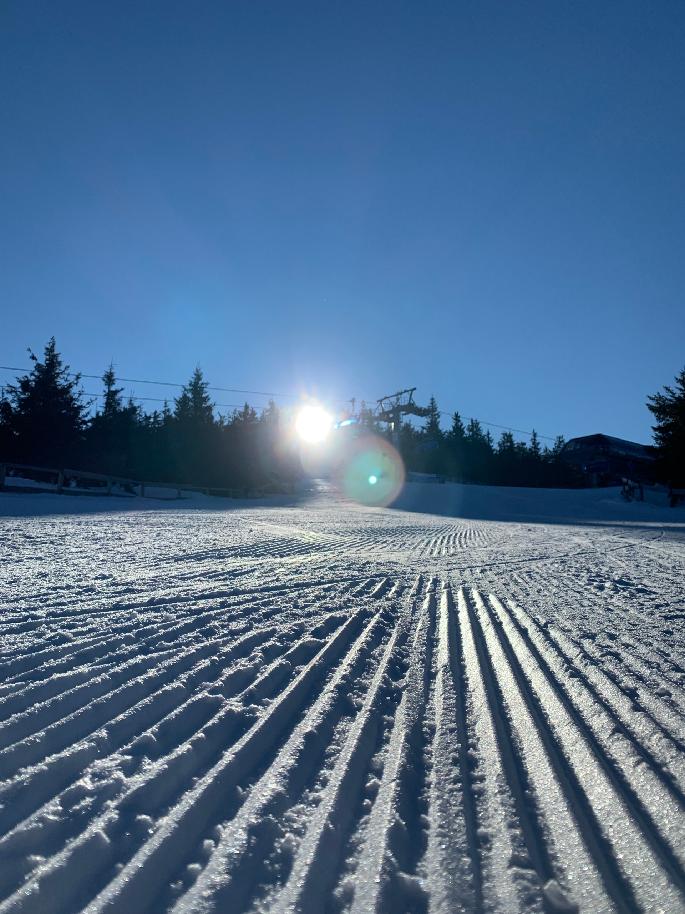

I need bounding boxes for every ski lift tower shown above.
[376,388,431,447]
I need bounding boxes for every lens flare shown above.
[334,435,405,507]
[295,404,332,444]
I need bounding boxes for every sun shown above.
[295,404,333,444]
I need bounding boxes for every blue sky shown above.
[1,1,683,444]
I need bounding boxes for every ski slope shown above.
[1,482,684,914]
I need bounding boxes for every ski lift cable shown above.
[82,392,251,411]
[0,365,351,406]
[437,409,557,442]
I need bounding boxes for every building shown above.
[561,434,656,486]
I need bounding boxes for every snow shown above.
[0,480,683,913]
[393,480,677,521]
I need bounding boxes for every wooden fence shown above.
[0,461,292,501]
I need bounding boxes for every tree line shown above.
[0,339,299,491]
[381,397,580,487]
[375,365,685,489]
[1,338,681,492]
[0,340,578,490]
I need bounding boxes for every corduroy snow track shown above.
[1,482,684,914]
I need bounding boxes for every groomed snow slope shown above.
[0,482,684,914]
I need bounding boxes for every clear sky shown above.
[1,1,683,445]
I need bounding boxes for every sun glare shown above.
[295,404,333,444]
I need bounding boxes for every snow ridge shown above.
[1,491,683,913]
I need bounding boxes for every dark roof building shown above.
[561,434,656,485]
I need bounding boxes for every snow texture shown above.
[0,481,684,913]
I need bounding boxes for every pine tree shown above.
[529,429,541,459]
[647,366,685,484]
[169,368,216,483]
[448,411,466,443]
[497,430,516,454]
[514,440,529,459]
[550,435,566,458]
[231,403,259,426]
[174,367,215,426]
[466,418,486,444]
[423,396,442,441]
[462,418,492,482]
[439,411,466,480]
[101,364,125,418]
[87,365,141,476]
[2,338,87,463]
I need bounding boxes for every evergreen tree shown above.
[466,418,486,445]
[514,440,529,459]
[529,429,541,459]
[1,338,87,463]
[423,396,442,441]
[174,367,215,426]
[443,411,467,480]
[170,368,216,482]
[463,418,493,482]
[420,396,443,473]
[101,364,125,418]
[136,403,173,482]
[86,366,142,476]
[447,411,466,444]
[231,403,259,426]
[550,435,566,458]
[493,430,517,484]
[497,431,516,454]
[647,366,685,484]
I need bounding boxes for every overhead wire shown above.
[0,365,351,406]
[437,408,557,442]
[81,392,250,412]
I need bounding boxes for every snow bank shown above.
[389,481,683,525]
[1,477,682,527]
